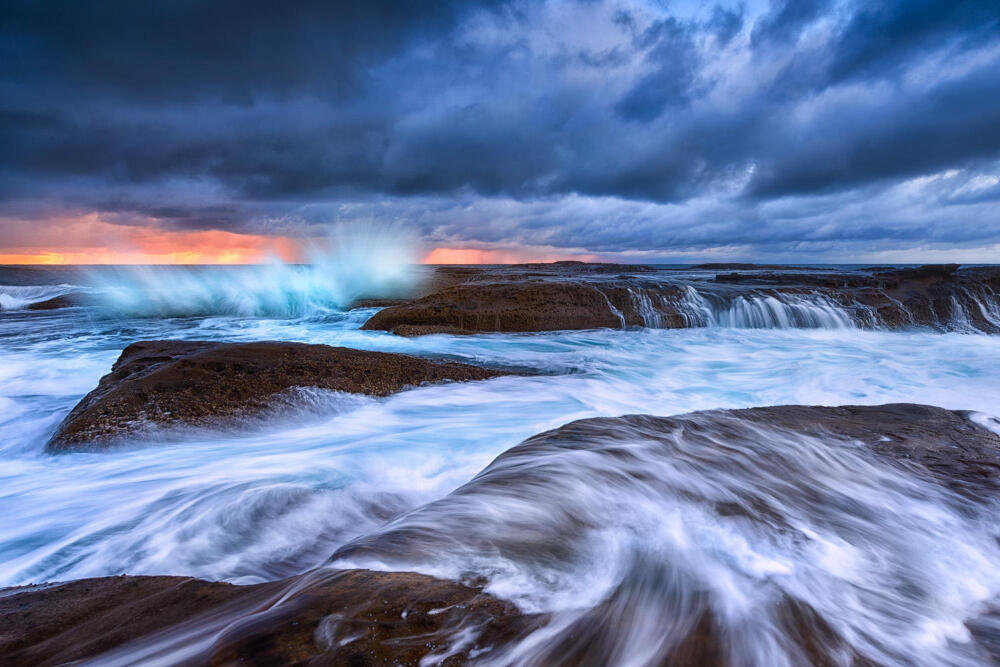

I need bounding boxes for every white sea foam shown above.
[1,277,999,664]
[0,284,78,310]
[85,223,421,317]
[332,410,1000,665]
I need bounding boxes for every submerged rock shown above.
[0,569,541,666]
[25,293,89,310]
[47,340,512,451]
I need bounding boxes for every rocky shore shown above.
[48,340,515,451]
[9,261,1000,664]
[13,262,1000,334]
[360,263,1000,334]
[334,402,1000,564]
[0,569,541,666]
[330,403,1000,665]
[11,403,1000,664]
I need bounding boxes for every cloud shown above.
[750,0,830,48]
[614,17,699,121]
[1,0,998,259]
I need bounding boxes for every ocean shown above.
[2,263,999,665]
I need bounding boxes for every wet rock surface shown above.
[9,403,1000,665]
[25,293,89,310]
[362,279,688,335]
[361,263,1000,334]
[484,403,1000,501]
[361,262,683,335]
[723,403,1000,497]
[48,340,513,451]
[0,575,247,665]
[335,403,1000,561]
[331,403,1000,665]
[0,569,542,666]
[0,569,887,667]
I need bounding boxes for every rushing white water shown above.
[333,409,1000,666]
[611,273,1000,332]
[657,287,856,329]
[2,311,1000,582]
[0,284,78,310]
[86,224,421,318]
[714,294,855,329]
[1,265,999,664]
[962,285,1000,330]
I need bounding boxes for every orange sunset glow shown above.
[0,215,598,265]
[0,214,303,265]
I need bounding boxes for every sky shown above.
[1,0,999,264]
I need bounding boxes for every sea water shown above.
[1,265,999,665]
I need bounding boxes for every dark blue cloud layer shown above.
[1,0,999,257]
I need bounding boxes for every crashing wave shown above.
[86,224,421,318]
[0,284,80,311]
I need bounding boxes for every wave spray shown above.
[88,222,421,318]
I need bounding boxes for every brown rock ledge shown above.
[362,263,1000,334]
[360,280,691,335]
[0,569,542,666]
[47,340,513,451]
[11,403,1000,665]
[330,403,1000,665]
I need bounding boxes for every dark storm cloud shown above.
[745,53,1000,197]
[826,0,1000,84]
[0,0,505,101]
[1,0,999,258]
[614,18,698,121]
[750,0,830,47]
[707,4,744,46]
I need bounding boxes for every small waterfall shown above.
[674,286,716,327]
[594,287,627,328]
[957,285,1000,332]
[581,277,995,334]
[859,284,1000,333]
[614,272,1000,334]
[714,294,855,329]
[948,296,976,332]
[629,285,856,329]
[616,286,858,331]
[627,288,663,328]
